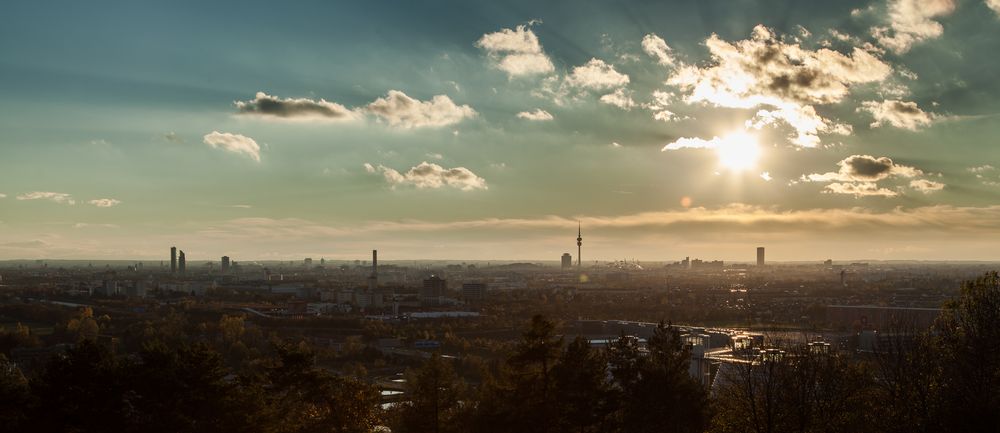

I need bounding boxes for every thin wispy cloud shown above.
[16,192,76,205]
[88,198,121,208]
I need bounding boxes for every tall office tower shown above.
[221,256,231,272]
[576,223,583,269]
[178,250,186,273]
[367,250,378,292]
[561,253,572,270]
[170,247,177,273]
[757,247,765,266]
[421,275,447,306]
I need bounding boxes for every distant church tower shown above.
[576,222,583,269]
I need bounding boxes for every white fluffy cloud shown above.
[641,33,675,66]
[203,131,262,162]
[516,108,554,121]
[859,99,934,130]
[365,90,477,128]
[16,192,75,205]
[910,179,945,193]
[475,25,555,77]
[235,92,357,121]
[871,0,956,54]
[669,25,891,147]
[88,198,121,207]
[366,162,487,191]
[599,88,637,110]
[565,58,630,90]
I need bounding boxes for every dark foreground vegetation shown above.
[2,272,999,433]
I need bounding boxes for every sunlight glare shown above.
[715,131,760,171]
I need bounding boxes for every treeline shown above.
[391,272,1000,433]
[2,272,999,433]
[0,341,379,433]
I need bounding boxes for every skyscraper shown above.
[576,223,583,269]
[757,247,765,266]
[170,247,177,273]
[221,256,231,272]
[561,253,572,270]
[178,250,186,273]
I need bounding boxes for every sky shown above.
[3,0,1000,262]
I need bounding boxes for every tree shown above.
[551,337,613,433]
[934,271,1000,433]
[0,355,30,432]
[472,315,563,433]
[28,341,130,433]
[123,342,246,433]
[258,343,381,433]
[611,322,709,433]
[399,354,465,433]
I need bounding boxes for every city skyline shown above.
[4,0,1000,261]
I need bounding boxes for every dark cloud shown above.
[235,92,356,121]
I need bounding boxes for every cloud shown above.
[0,193,6,198]
[202,131,261,162]
[802,155,937,197]
[365,90,477,128]
[163,132,183,143]
[969,164,996,173]
[88,198,121,208]
[644,90,678,122]
[662,136,724,151]
[668,25,891,147]
[565,58,630,90]
[859,99,933,130]
[910,179,945,193]
[641,33,675,66]
[366,162,487,191]
[16,192,75,205]
[235,91,357,121]
[201,204,1000,242]
[599,88,637,110]
[747,104,852,147]
[989,0,1000,16]
[824,182,899,197]
[73,223,119,229]
[804,155,922,182]
[475,25,555,77]
[871,0,956,54]
[516,108,554,121]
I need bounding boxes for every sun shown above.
[715,131,760,171]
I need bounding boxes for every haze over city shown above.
[4,0,1000,261]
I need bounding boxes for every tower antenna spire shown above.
[576,222,583,269]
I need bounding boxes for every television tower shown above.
[576,222,583,269]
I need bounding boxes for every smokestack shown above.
[368,249,379,293]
